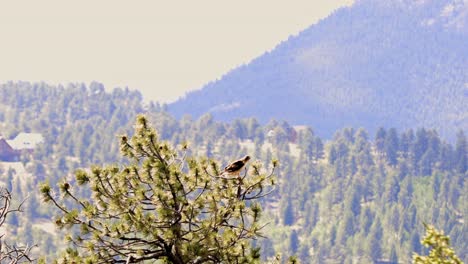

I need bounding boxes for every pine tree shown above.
[314,138,324,161]
[375,127,386,154]
[410,231,422,256]
[400,129,414,158]
[384,128,399,166]
[455,130,467,174]
[389,244,398,264]
[328,145,338,165]
[359,207,373,234]
[367,217,383,261]
[384,175,400,204]
[283,200,295,226]
[419,147,436,176]
[40,115,277,263]
[289,230,300,255]
[345,188,361,216]
[413,129,429,172]
[413,224,462,264]
[260,239,275,261]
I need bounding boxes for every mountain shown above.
[169,0,468,139]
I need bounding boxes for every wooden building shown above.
[0,133,43,161]
[0,138,20,161]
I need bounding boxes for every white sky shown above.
[0,1,353,103]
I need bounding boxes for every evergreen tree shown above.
[400,129,414,158]
[419,148,436,176]
[359,207,373,234]
[384,128,399,166]
[314,137,324,161]
[298,243,310,262]
[439,143,454,171]
[339,211,355,242]
[367,217,383,261]
[411,232,422,256]
[398,178,413,208]
[413,129,429,171]
[384,175,400,204]
[299,128,315,159]
[454,130,467,174]
[345,188,361,216]
[375,127,387,154]
[413,224,462,264]
[40,115,276,263]
[283,200,295,226]
[328,145,338,165]
[329,225,337,247]
[260,239,275,261]
[289,230,300,255]
[389,244,398,264]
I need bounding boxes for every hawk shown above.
[222,155,251,176]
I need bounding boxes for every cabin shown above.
[0,137,20,161]
[7,133,44,152]
[0,133,44,161]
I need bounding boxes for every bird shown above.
[221,155,251,177]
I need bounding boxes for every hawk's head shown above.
[243,155,251,162]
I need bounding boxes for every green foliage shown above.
[455,130,467,174]
[41,115,276,263]
[389,244,398,264]
[0,83,465,262]
[283,201,295,226]
[413,224,462,264]
[289,230,299,254]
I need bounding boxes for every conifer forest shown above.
[0,82,465,263]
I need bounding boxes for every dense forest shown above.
[169,0,468,140]
[0,82,465,263]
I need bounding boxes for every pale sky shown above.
[0,1,353,103]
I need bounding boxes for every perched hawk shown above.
[222,155,251,176]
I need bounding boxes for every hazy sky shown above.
[0,1,353,103]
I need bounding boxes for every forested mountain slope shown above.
[0,82,149,257]
[169,0,468,139]
[0,83,465,262]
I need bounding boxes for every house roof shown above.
[0,138,14,151]
[6,133,44,150]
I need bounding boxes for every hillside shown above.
[169,0,468,139]
[0,83,465,262]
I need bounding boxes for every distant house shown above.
[0,137,20,161]
[0,133,44,161]
[7,133,44,151]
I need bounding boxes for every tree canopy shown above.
[0,83,465,262]
[413,224,462,264]
[40,115,276,263]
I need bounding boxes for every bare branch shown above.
[0,188,36,263]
